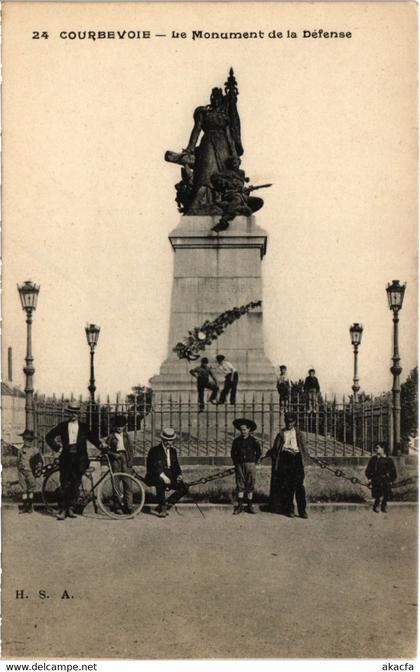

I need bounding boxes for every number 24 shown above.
[32,31,49,39]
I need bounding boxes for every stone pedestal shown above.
[150,216,277,394]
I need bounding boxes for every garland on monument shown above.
[173,300,262,361]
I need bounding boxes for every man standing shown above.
[45,401,102,520]
[304,369,321,413]
[266,413,308,518]
[146,427,188,518]
[17,430,42,514]
[215,354,238,405]
[231,418,261,515]
[104,415,134,515]
[189,357,219,411]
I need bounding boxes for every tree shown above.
[290,379,305,402]
[401,366,418,443]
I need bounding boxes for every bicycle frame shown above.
[82,454,130,510]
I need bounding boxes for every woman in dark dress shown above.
[185,87,239,213]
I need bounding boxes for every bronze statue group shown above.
[17,402,397,520]
[165,68,271,232]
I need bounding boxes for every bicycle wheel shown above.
[97,472,145,519]
[42,468,61,511]
[41,468,93,513]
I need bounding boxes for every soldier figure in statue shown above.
[165,68,271,225]
[210,157,265,232]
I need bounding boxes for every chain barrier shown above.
[308,454,417,490]
[37,453,417,493]
[184,465,238,488]
[182,454,418,492]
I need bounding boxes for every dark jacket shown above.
[365,455,397,484]
[189,365,216,384]
[276,378,290,397]
[304,376,320,393]
[45,420,101,473]
[267,429,308,471]
[104,431,134,467]
[146,443,182,485]
[231,435,261,465]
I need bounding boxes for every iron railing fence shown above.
[33,392,392,458]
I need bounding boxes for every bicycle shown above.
[41,453,146,519]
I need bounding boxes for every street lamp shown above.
[386,280,406,454]
[17,280,40,433]
[349,323,363,402]
[85,324,100,405]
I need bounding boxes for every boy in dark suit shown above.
[365,442,397,513]
[146,427,188,518]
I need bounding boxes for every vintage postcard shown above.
[1,0,418,664]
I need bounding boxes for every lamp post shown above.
[386,280,406,454]
[85,324,100,406]
[349,323,363,402]
[17,280,40,433]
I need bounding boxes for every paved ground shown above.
[2,506,417,659]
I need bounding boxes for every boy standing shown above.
[215,354,238,405]
[231,418,261,515]
[365,442,397,513]
[276,365,290,407]
[17,430,42,514]
[104,415,134,514]
[304,369,321,413]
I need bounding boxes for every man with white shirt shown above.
[145,428,188,518]
[266,413,308,518]
[215,354,238,405]
[45,401,102,520]
[104,415,135,515]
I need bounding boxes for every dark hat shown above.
[285,413,297,424]
[160,427,177,442]
[66,401,81,413]
[19,429,36,440]
[113,415,127,427]
[233,418,257,432]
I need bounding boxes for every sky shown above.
[3,1,418,400]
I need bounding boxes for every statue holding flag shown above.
[165,68,271,221]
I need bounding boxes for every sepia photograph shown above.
[1,0,418,663]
